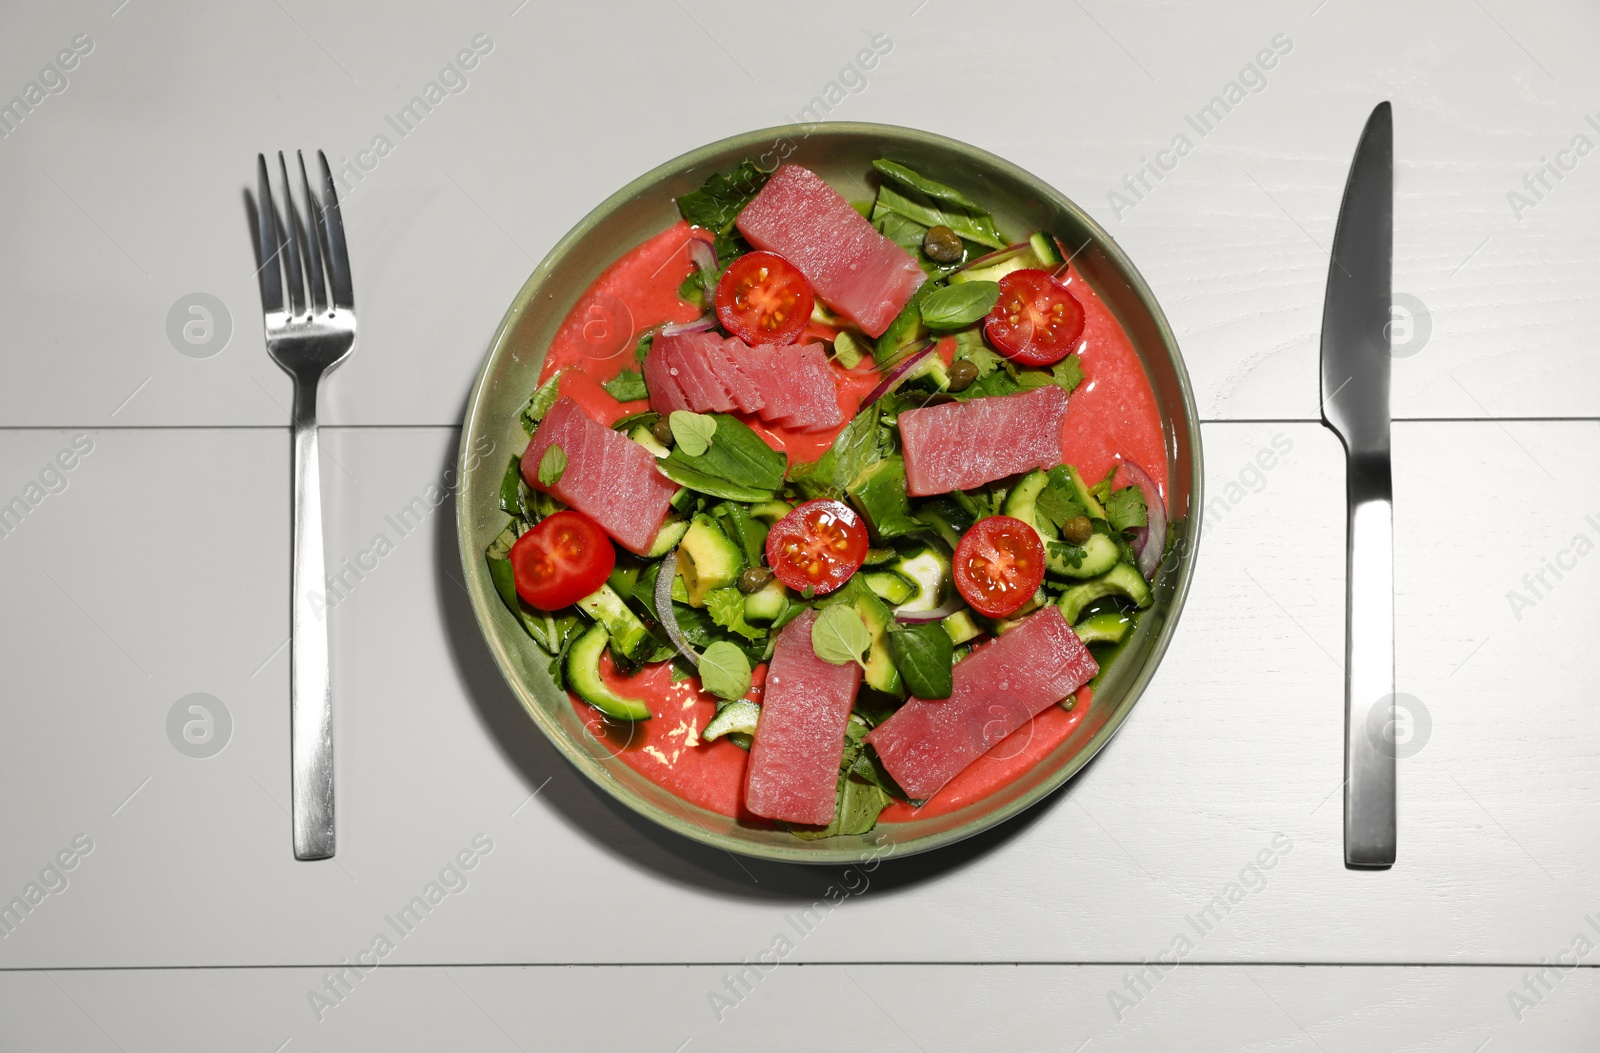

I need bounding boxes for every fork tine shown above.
[255,154,284,315]
[318,150,355,309]
[297,151,329,315]
[277,152,307,316]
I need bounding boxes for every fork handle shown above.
[290,374,335,860]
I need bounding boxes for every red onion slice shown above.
[1114,460,1166,579]
[653,548,698,667]
[688,236,719,274]
[660,314,717,337]
[895,597,966,624]
[861,340,935,408]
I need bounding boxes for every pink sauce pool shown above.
[537,223,1169,823]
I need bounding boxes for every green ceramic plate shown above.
[456,123,1202,864]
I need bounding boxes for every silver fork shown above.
[253,150,356,860]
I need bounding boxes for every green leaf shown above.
[633,330,655,363]
[1035,473,1086,532]
[663,414,788,493]
[658,459,778,503]
[669,411,717,457]
[811,604,872,669]
[537,444,567,488]
[920,281,1001,330]
[705,588,765,643]
[699,640,753,701]
[520,371,564,432]
[675,160,768,261]
[951,327,1007,378]
[965,368,1021,399]
[887,621,953,699]
[874,184,1007,251]
[1051,354,1085,396]
[602,369,648,402]
[871,159,988,213]
[498,456,524,517]
[1104,484,1149,533]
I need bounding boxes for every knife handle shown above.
[1344,453,1395,868]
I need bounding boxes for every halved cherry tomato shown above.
[984,268,1085,366]
[509,510,616,611]
[764,499,868,596]
[953,515,1046,618]
[715,250,815,346]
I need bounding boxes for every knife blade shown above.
[1320,101,1395,869]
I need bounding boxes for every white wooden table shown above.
[2,1,1597,1048]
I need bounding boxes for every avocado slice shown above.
[574,584,654,664]
[851,585,903,696]
[565,624,651,721]
[678,513,745,607]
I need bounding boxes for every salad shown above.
[484,156,1169,839]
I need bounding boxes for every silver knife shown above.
[1320,102,1395,869]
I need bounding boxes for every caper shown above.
[947,358,978,392]
[922,224,964,264]
[737,566,774,594]
[1063,515,1093,545]
[650,418,675,447]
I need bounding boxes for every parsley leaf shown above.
[705,588,765,643]
[1104,484,1149,533]
[1035,470,1086,532]
[602,369,648,402]
[1052,354,1085,396]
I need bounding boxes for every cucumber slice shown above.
[1029,230,1065,266]
[703,699,761,743]
[892,546,951,612]
[1002,468,1055,538]
[941,608,984,646]
[743,578,788,623]
[566,624,651,721]
[1046,532,1120,579]
[1056,564,1153,624]
[628,424,670,458]
[645,518,690,559]
[747,500,794,524]
[574,584,653,663]
[1074,609,1132,647]
[863,571,916,606]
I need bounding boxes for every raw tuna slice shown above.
[740,346,794,422]
[866,606,1097,801]
[664,331,735,413]
[713,337,766,414]
[773,343,843,431]
[744,608,862,825]
[898,385,1069,496]
[521,396,678,555]
[736,165,925,338]
[643,334,691,415]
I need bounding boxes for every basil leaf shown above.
[811,604,872,669]
[537,444,567,487]
[498,455,523,516]
[603,369,648,402]
[705,588,764,643]
[675,160,768,261]
[658,459,777,503]
[699,640,753,701]
[920,281,1001,330]
[664,414,787,493]
[887,621,953,699]
[871,159,987,213]
[521,370,563,432]
[874,184,1007,251]
[633,330,655,363]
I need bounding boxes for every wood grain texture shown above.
[0,0,1594,426]
[1,963,1596,1051]
[1,423,1594,970]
